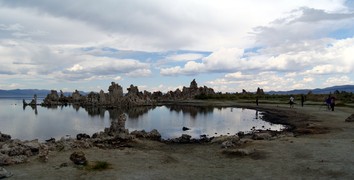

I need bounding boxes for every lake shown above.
[0,98,285,141]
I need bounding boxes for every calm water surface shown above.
[0,98,285,141]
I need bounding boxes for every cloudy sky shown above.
[0,0,353,93]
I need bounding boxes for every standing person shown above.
[330,96,336,111]
[289,96,295,108]
[326,95,331,110]
[301,94,305,107]
[256,96,259,106]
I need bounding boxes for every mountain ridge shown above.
[267,85,354,95]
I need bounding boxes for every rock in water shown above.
[182,127,190,131]
[70,151,87,165]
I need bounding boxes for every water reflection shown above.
[1,98,285,141]
[165,105,214,119]
[22,104,38,115]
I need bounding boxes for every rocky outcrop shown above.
[256,87,265,95]
[130,129,161,141]
[0,136,42,165]
[0,132,11,142]
[40,79,215,106]
[158,79,215,101]
[42,90,71,105]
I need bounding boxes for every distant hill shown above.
[0,89,50,98]
[0,89,79,98]
[267,85,354,95]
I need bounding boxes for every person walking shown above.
[289,96,295,108]
[301,94,305,107]
[330,96,336,111]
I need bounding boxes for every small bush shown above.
[85,161,111,171]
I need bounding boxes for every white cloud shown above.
[325,76,354,86]
[67,64,83,72]
[113,76,122,81]
[160,48,244,75]
[303,77,314,82]
[1,0,349,51]
[0,1,353,91]
[166,53,205,62]
[225,72,253,80]
[253,7,354,47]
[0,39,152,82]
[125,69,152,77]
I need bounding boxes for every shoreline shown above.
[2,102,354,179]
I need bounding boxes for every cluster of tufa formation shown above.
[40,79,215,107]
[160,79,215,101]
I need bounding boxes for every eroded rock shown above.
[70,151,87,165]
[38,144,49,162]
[0,132,11,142]
[0,153,13,166]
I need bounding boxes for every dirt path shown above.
[5,103,354,179]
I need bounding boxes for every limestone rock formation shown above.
[160,79,215,100]
[108,82,123,104]
[256,87,265,95]
[42,90,59,105]
[40,79,215,106]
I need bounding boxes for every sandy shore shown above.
[4,102,354,179]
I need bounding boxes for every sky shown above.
[0,0,353,93]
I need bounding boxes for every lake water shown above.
[0,98,285,141]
